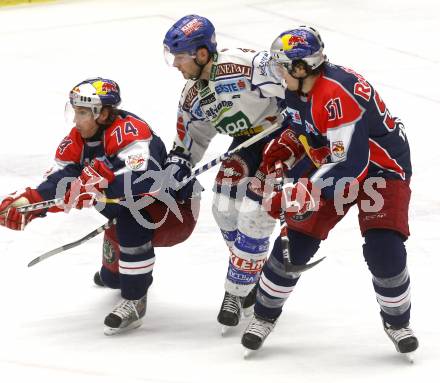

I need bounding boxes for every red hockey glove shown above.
[260,128,305,175]
[0,188,44,230]
[263,179,317,219]
[64,160,115,210]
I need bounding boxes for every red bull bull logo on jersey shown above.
[332,140,346,159]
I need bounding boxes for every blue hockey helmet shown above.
[69,78,121,118]
[163,15,217,56]
[270,26,326,72]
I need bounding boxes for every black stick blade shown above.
[283,256,326,274]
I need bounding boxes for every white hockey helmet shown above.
[69,78,121,119]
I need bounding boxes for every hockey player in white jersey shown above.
[163,15,285,331]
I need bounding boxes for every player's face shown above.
[73,107,100,138]
[283,71,301,91]
[282,64,310,91]
[172,53,200,79]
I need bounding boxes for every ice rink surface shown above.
[0,0,439,382]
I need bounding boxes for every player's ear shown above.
[293,61,308,75]
[195,47,210,64]
[96,107,111,125]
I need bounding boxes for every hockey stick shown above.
[273,161,325,274]
[15,192,158,214]
[25,124,283,266]
[17,123,282,214]
[185,122,281,181]
[27,218,117,267]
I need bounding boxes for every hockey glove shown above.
[64,159,115,210]
[264,179,317,219]
[164,150,200,202]
[260,128,304,175]
[0,188,44,230]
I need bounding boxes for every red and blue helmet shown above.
[163,15,217,56]
[270,26,326,71]
[69,78,121,118]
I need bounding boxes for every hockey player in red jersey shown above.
[0,78,199,335]
[241,27,419,358]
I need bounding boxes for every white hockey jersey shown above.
[172,48,285,165]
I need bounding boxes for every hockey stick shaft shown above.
[273,161,325,274]
[27,218,117,267]
[18,123,282,214]
[179,122,281,185]
[274,161,293,269]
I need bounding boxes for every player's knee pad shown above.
[212,193,240,229]
[271,229,321,265]
[212,193,240,246]
[237,197,276,239]
[363,229,407,278]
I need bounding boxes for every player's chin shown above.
[77,129,90,139]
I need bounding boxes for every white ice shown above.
[0,0,439,382]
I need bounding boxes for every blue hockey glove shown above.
[165,150,202,201]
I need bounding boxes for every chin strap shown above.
[296,77,305,95]
[292,76,309,97]
[292,68,315,97]
[189,64,204,80]
[291,60,314,96]
[190,53,213,80]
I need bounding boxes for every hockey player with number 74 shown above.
[241,26,419,360]
[0,78,200,335]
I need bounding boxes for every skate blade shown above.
[104,319,143,336]
[243,347,254,359]
[221,325,232,336]
[403,352,415,363]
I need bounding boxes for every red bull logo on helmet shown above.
[92,80,117,95]
[281,33,308,51]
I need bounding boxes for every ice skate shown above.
[104,295,147,335]
[241,314,276,355]
[93,271,105,287]
[383,320,418,362]
[217,292,244,334]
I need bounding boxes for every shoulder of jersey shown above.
[217,47,260,63]
[324,63,362,90]
[214,48,259,82]
[311,67,364,132]
[104,113,153,155]
[55,127,84,163]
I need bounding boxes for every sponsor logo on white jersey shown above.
[215,79,247,94]
[215,63,252,79]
